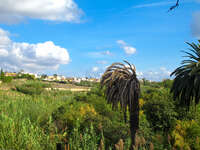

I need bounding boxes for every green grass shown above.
[0,86,75,150]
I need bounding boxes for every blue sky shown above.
[0,0,199,81]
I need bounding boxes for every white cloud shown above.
[92,67,99,72]
[137,67,172,81]
[0,28,11,47]
[117,40,136,55]
[0,0,83,23]
[123,46,136,55]
[0,49,9,57]
[0,28,70,72]
[191,11,200,38]
[117,40,126,45]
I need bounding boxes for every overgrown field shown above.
[0,79,200,149]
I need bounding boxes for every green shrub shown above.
[0,69,13,83]
[15,81,50,95]
[143,89,177,132]
[2,76,13,83]
[171,120,200,150]
[15,73,35,80]
[68,122,102,150]
[52,90,130,148]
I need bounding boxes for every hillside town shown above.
[3,71,100,83]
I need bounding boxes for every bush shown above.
[0,69,13,83]
[143,89,177,132]
[2,76,13,83]
[171,120,200,150]
[15,73,35,80]
[52,89,130,148]
[15,81,50,95]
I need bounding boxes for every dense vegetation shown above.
[0,78,200,150]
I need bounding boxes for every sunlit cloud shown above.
[117,40,136,55]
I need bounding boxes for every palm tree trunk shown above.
[129,98,139,149]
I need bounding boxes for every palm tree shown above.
[171,40,200,110]
[100,60,140,148]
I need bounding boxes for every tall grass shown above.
[0,88,74,150]
[15,81,50,95]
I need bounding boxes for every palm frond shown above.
[100,60,140,112]
[171,41,200,109]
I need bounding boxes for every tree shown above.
[41,74,47,79]
[0,69,5,80]
[171,40,200,110]
[53,74,58,78]
[100,60,140,148]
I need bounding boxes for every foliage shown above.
[52,90,130,148]
[2,76,13,83]
[0,89,72,150]
[161,79,173,89]
[0,76,200,149]
[171,41,200,109]
[171,120,200,150]
[0,69,13,83]
[15,73,35,80]
[52,101,97,130]
[143,88,177,132]
[68,122,103,150]
[138,99,153,142]
[0,69,5,80]
[15,81,50,95]
[0,113,55,150]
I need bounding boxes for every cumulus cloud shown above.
[191,11,200,38]
[0,28,70,72]
[117,40,136,55]
[137,67,172,81]
[0,0,83,23]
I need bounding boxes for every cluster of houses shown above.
[43,76,99,83]
[4,72,100,83]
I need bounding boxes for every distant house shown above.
[74,77,81,83]
[65,77,74,82]
[56,76,62,81]
[61,76,66,81]
[81,77,87,81]
[47,76,54,81]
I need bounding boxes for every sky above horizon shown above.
[0,0,199,81]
